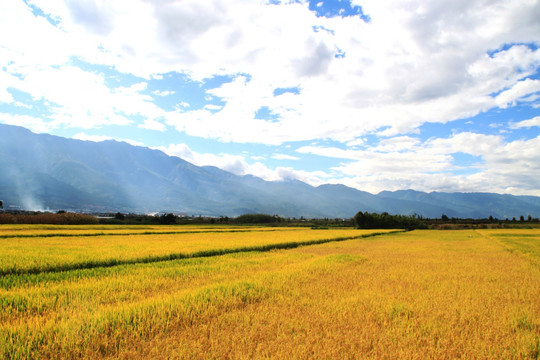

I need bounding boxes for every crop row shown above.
[0,224,293,238]
[0,228,394,278]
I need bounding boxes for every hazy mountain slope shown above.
[378,190,540,219]
[1,123,539,218]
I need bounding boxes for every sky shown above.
[1,0,540,196]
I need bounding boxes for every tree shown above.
[354,211,366,228]
[441,214,449,221]
[159,213,177,224]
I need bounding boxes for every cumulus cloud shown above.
[159,143,272,177]
[0,113,54,133]
[159,143,329,185]
[1,58,166,131]
[2,0,538,143]
[297,132,540,195]
[154,0,538,144]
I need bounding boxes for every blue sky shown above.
[1,0,539,195]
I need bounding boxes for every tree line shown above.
[353,211,427,230]
[0,212,99,225]
[0,210,537,228]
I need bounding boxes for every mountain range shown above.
[1,123,539,219]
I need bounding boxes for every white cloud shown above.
[2,0,538,145]
[0,71,15,104]
[275,167,331,186]
[138,119,166,131]
[176,102,190,109]
[158,143,330,185]
[509,116,540,129]
[154,1,539,144]
[496,79,540,108]
[374,136,421,153]
[0,1,74,68]
[346,138,365,147]
[0,113,53,133]
[152,90,175,97]
[203,104,223,111]
[159,143,268,177]
[427,132,503,156]
[0,88,14,104]
[298,132,540,196]
[271,153,300,160]
[1,60,169,131]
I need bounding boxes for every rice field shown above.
[0,226,388,276]
[1,226,539,359]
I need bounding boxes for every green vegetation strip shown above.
[0,231,403,277]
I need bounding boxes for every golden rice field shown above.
[1,226,539,359]
[0,226,386,276]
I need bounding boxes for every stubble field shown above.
[1,225,539,359]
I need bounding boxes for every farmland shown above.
[1,226,539,359]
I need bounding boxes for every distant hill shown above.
[1,123,539,219]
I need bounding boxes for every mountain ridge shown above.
[1,123,539,219]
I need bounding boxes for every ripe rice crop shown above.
[0,224,286,237]
[0,227,388,276]
[1,227,539,359]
